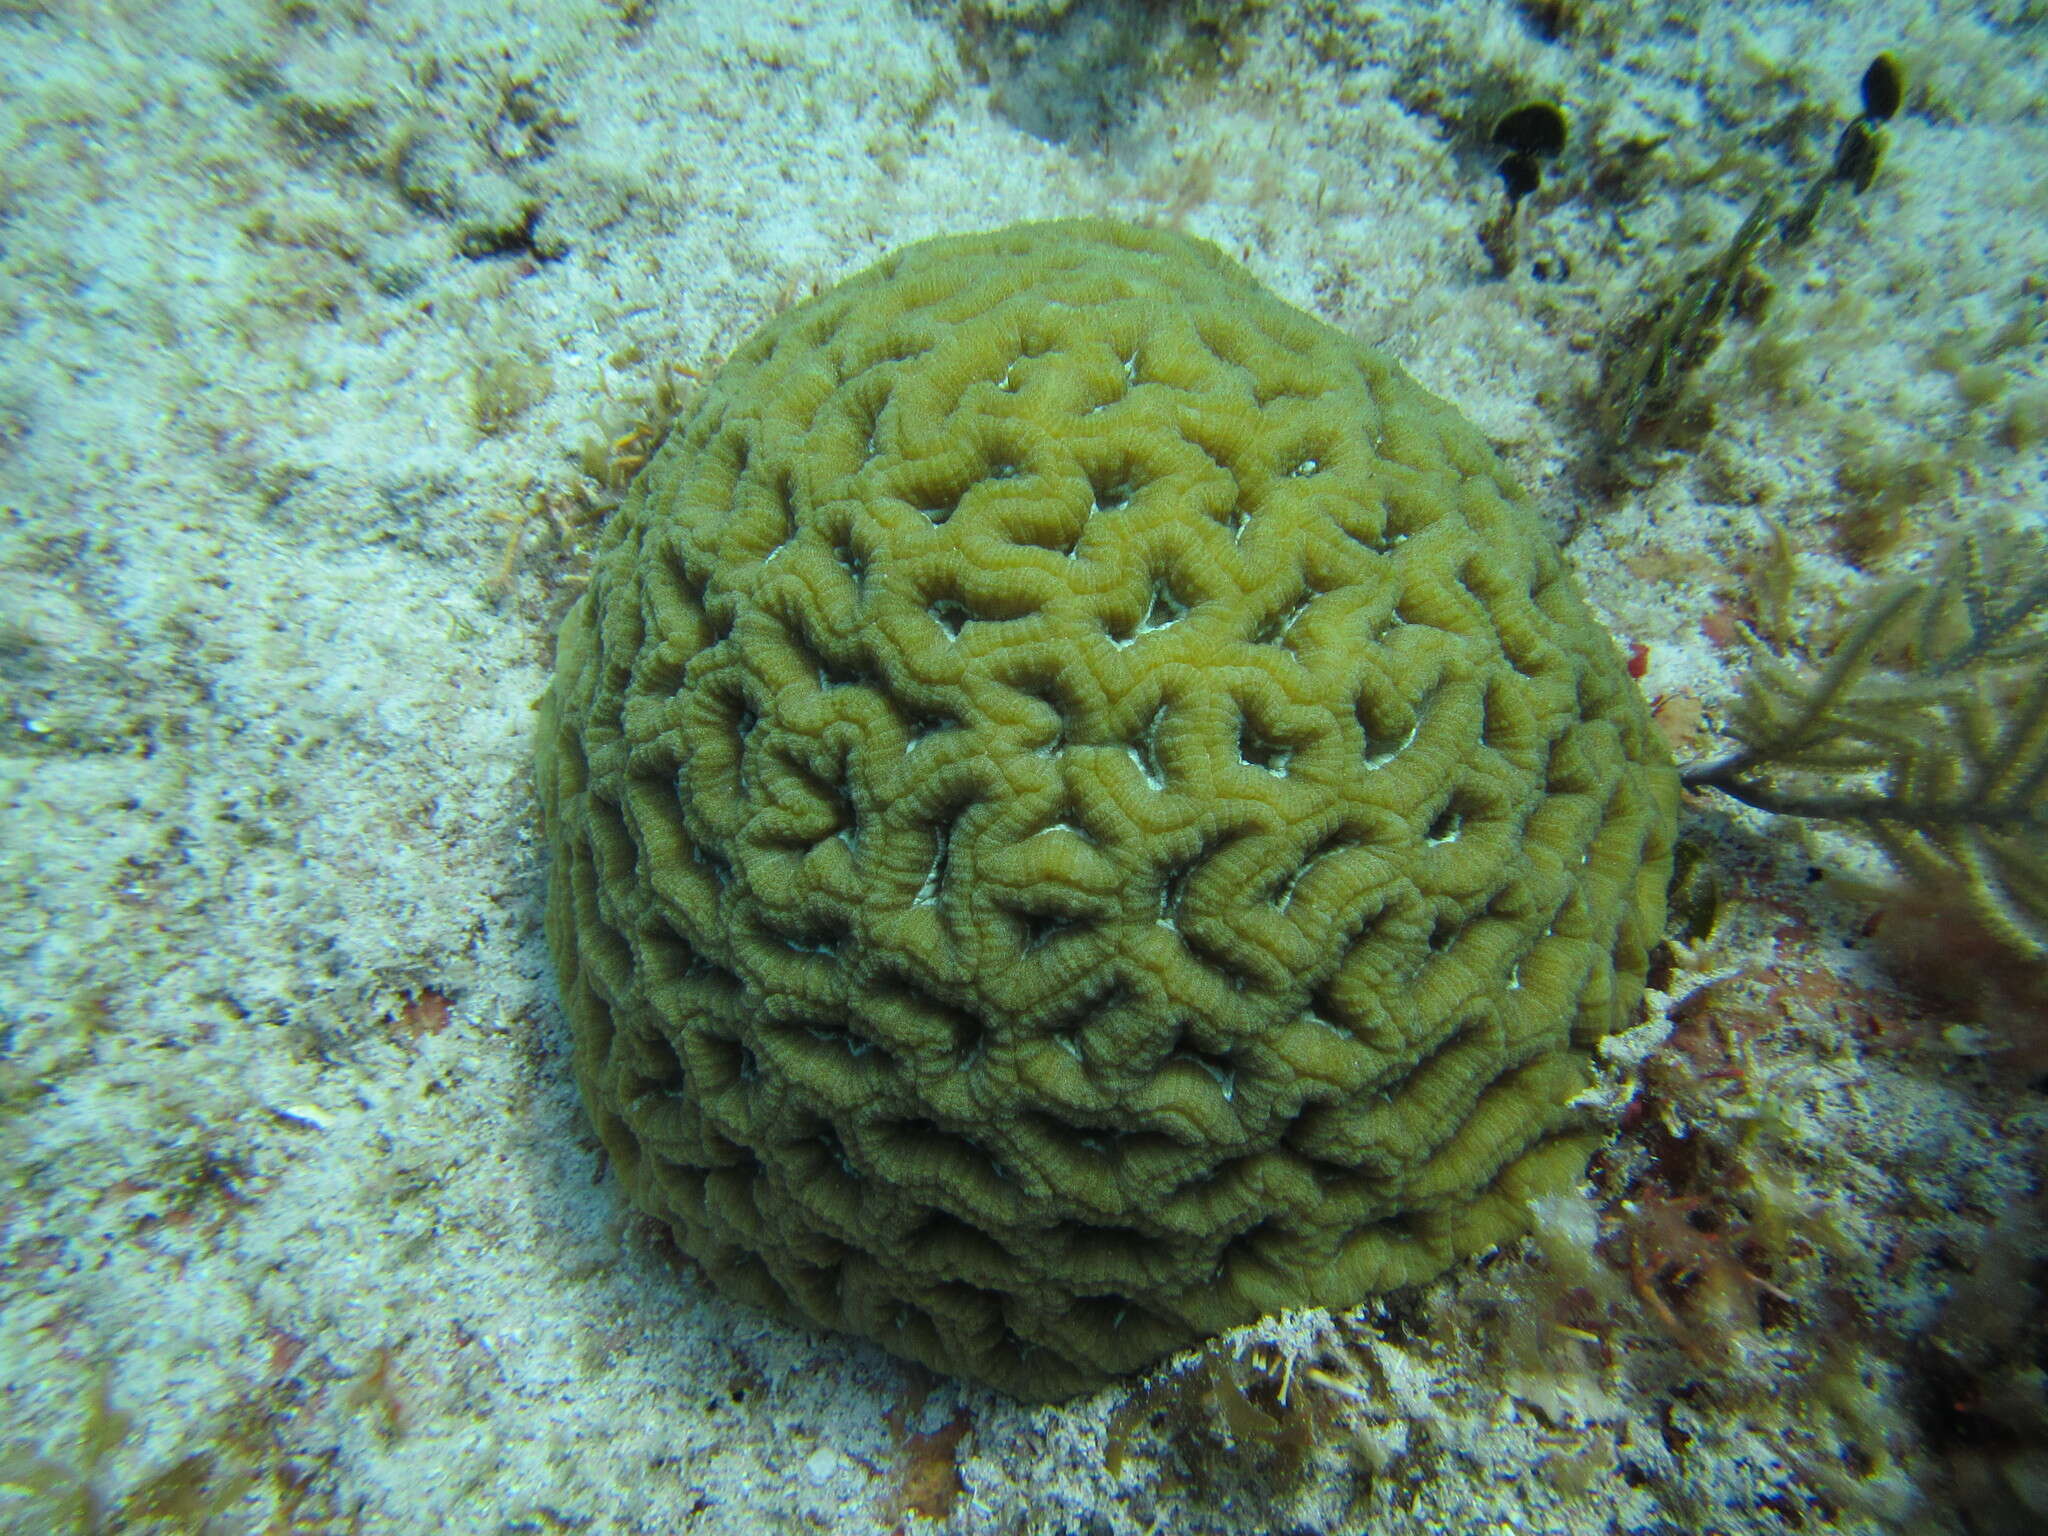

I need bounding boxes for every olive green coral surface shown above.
[534,219,1678,1400]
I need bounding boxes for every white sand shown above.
[3,1,2044,1532]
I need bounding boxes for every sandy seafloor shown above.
[2,0,2045,1532]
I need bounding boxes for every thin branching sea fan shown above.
[1684,524,2048,961]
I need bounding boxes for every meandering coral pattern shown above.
[535,220,1678,1399]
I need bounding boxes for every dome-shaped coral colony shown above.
[535,219,1678,1400]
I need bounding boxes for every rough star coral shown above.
[534,219,1678,1400]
